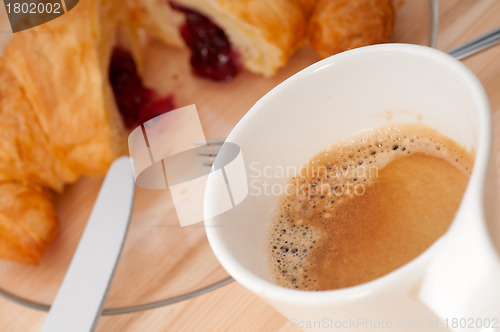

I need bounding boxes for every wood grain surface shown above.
[1,0,500,331]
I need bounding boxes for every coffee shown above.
[267,124,474,291]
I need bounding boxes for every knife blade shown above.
[40,156,135,332]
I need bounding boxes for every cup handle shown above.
[418,156,500,331]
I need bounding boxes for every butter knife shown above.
[40,156,135,332]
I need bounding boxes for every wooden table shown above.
[1,0,500,331]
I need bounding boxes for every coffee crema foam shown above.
[267,124,474,291]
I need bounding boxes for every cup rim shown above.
[205,43,492,305]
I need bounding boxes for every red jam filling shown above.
[170,2,240,82]
[109,47,175,128]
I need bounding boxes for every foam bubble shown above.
[266,124,473,290]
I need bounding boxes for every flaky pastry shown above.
[134,0,394,77]
[0,0,136,263]
[131,0,308,78]
[308,0,395,58]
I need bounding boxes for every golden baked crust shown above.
[124,0,185,49]
[3,0,127,179]
[0,50,64,264]
[212,0,307,75]
[143,0,308,76]
[0,183,57,264]
[0,0,135,263]
[308,0,395,58]
[297,0,318,17]
[139,0,394,74]
[0,62,67,191]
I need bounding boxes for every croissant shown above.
[308,0,395,58]
[128,0,308,79]
[131,0,394,79]
[0,0,136,263]
[0,0,394,263]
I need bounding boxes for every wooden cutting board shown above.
[1,0,500,331]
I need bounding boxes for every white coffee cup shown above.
[204,44,500,331]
